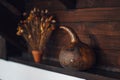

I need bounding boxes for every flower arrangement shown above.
[16,8,56,63]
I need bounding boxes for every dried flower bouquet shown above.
[16,8,56,63]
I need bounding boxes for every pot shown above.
[32,50,43,63]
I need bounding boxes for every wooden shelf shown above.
[8,57,120,80]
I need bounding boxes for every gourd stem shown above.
[59,26,79,43]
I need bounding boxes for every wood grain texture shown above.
[24,2,120,71]
[76,0,97,8]
[26,0,66,11]
[76,0,120,8]
[53,7,120,22]
[44,21,120,69]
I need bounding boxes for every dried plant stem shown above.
[17,8,56,52]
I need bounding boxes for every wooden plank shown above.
[93,36,120,50]
[53,7,120,22]
[26,0,66,11]
[97,50,120,67]
[46,29,120,52]
[76,0,97,8]
[8,58,120,80]
[60,0,76,9]
[76,0,120,8]
[58,22,120,50]
[61,22,120,36]
[66,35,120,50]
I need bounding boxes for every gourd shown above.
[59,26,95,70]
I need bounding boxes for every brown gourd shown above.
[59,26,95,70]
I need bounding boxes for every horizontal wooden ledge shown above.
[8,57,119,80]
[53,7,120,22]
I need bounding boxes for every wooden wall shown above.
[44,8,120,71]
[25,0,66,11]
[24,0,120,72]
[76,0,120,8]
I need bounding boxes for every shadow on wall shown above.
[88,33,104,66]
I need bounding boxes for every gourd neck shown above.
[60,26,79,44]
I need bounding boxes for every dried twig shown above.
[16,8,56,51]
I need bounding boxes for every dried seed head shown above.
[28,35,31,38]
[43,23,45,27]
[16,26,23,36]
[45,18,48,22]
[17,8,57,50]
[17,26,21,30]
[20,29,24,33]
[27,14,33,21]
[40,26,44,33]
[16,31,21,36]
[30,10,34,14]
[33,8,36,12]
[45,9,48,13]
[27,17,31,21]
[41,17,44,21]
[51,20,56,23]
[23,12,27,16]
